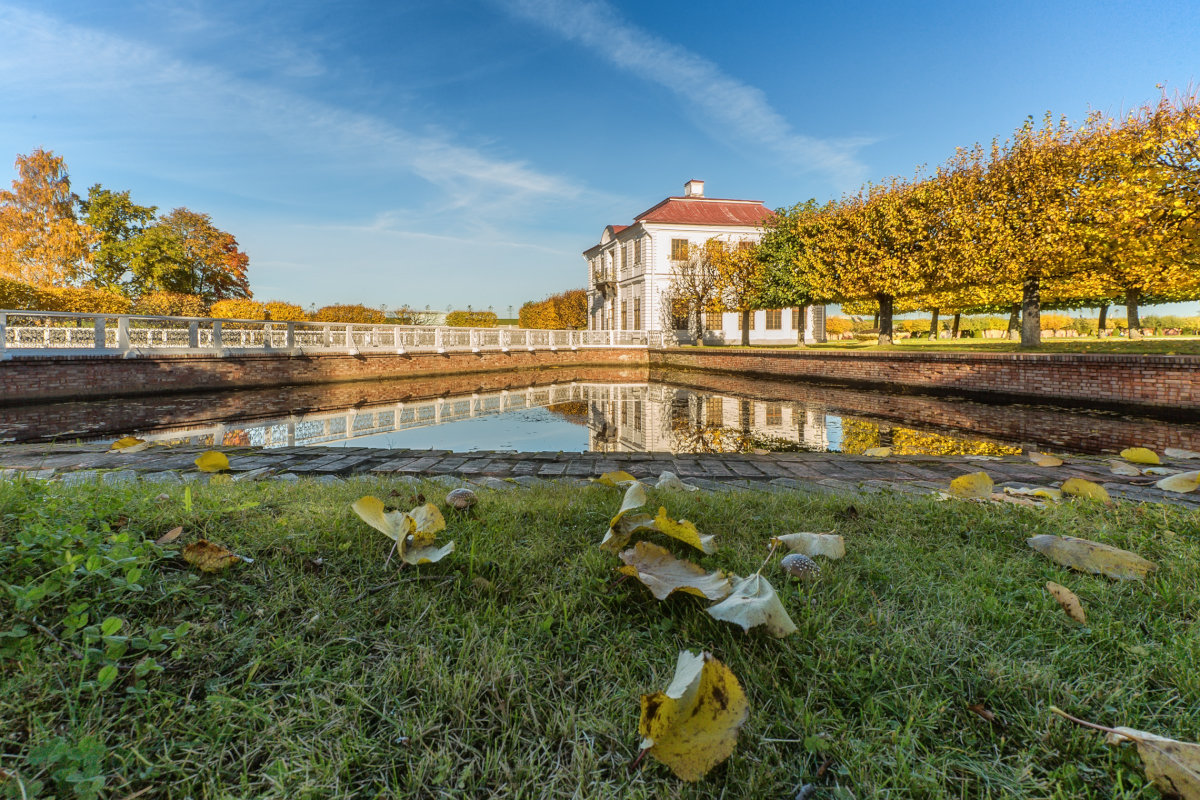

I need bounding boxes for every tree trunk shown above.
[740,309,751,347]
[951,313,961,339]
[1005,304,1020,340]
[1097,304,1108,337]
[872,312,879,330]
[1125,288,1142,339]
[795,304,809,347]
[929,308,940,340]
[689,302,702,345]
[877,294,894,346]
[1020,276,1041,349]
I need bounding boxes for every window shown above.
[792,306,803,330]
[621,402,628,426]
[704,310,720,331]
[634,238,642,265]
[766,403,782,426]
[706,397,723,428]
[737,312,755,331]
[671,238,689,261]
[766,309,782,330]
[621,300,628,330]
[737,240,754,251]
[633,298,641,330]
[634,401,643,432]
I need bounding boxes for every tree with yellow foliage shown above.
[0,149,94,286]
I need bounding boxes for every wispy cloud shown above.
[500,0,872,188]
[0,4,576,217]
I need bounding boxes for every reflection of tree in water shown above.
[663,393,758,454]
[222,430,251,446]
[837,415,1020,456]
[546,401,589,427]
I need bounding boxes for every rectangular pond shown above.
[2,366,1197,457]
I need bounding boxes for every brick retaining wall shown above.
[0,349,650,404]
[652,348,1198,415]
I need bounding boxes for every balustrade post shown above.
[262,323,273,351]
[469,329,478,351]
[435,327,443,352]
[94,316,106,350]
[0,313,6,358]
[608,328,614,347]
[323,323,332,349]
[286,322,296,351]
[117,316,130,351]
[212,321,224,353]
[188,321,199,348]
[346,325,356,351]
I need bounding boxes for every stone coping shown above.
[661,346,1200,365]
[2,443,1196,508]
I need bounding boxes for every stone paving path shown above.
[1,441,1197,508]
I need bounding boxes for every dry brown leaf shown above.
[1045,581,1086,624]
[1051,707,1200,799]
[968,704,999,724]
[183,539,248,572]
[1027,534,1156,581]
[618,541,731,601]
[155,526,184,545]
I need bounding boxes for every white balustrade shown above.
[0,308,666,358]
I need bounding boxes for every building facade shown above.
[583,179,825,344]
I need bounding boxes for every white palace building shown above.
[584,179,825,345]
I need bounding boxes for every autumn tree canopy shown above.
[0,149,94,286]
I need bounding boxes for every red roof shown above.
[609,224,628,234]
[635,197,774,226]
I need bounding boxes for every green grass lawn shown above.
[2,477,1197,798]
[752,336,1200,355]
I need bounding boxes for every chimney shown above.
[684,179,705,198]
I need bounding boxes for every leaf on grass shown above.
[1004,486,1063,501]
[600,482,651,552]
[1045,581,1086,624]
[618,541,732,601]
[949,471,994,499]
[1060,477,1112,504]
[592,470,638,487]
[707,574,797,638]
[1156,471,1200,494]
[862,447,891,458]
[409,502,446,545]
[653,507,716,554]
[352,496,416,543]
[183,539,249,572]
[1164,447,1200,460]
[771,532,845,559]
[1109,460,1142,476]
[194,450,230,473]
[968,703,999,724]
[1028,452,1064,467]
[1105,727,1200,799]
[638,650,749,782]
[1027,535,1156,581]
[656,471,699,492]
[155,526,183,545]
[1120,447,1161,465]
[109,436,149,453]
[403,541,455,565]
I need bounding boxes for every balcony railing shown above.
[0,309,678,358]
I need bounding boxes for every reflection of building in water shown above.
[587,384,829,453]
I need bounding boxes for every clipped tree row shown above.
[751,92,1200,347]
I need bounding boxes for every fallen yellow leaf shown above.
[1029,452,1064,467]
[1060,477,1112,504]
[1156,470,1200,493]
[109,436,149,453]
[183,539,247,572]
[950,471,994,499]
[1027,534,1156,581]
[592,470,638,487]
[409,502,446,545]
[194,450,230,473]
[707,574,797,637]
[1120,447,1161,465]
[863,447,891,458]
[653,507,716,554]
[619,541,731,601]
[638,651,749,782]
[403,541,455,565]
[1046,581,1086,624]
[600,482,652,552]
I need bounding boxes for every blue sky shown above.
[1,0,1197,315]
